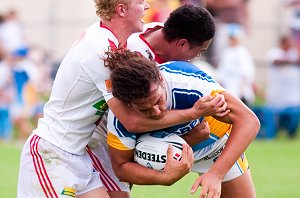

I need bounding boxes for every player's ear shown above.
[176,39,189,48]
[116,3,127,17]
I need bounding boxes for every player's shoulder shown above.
[159,61,215,81]
[84,21,118,47]
[128,22,163,40]
[143,22,164,31]
[159,61,200,72]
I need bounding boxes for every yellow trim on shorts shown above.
[237,153,249,172]
[107,132,132,151]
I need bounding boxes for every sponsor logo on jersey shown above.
[61,187,76,197]
[203,146,224,161]
[93,99,108,116]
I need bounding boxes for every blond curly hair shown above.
[94,0,128,20]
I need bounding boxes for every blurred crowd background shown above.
[0,0,299,142]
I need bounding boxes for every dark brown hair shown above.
[104,48,161,104]
[163,4,215,47]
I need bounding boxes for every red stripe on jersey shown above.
[108,39,118,51]
[100,21,118,40]
[139,25,166,64]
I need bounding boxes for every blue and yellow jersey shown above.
[107,61,231,152]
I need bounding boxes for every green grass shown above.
[0,142,21,198]
[248,138,300,198]
[1,132,300,198]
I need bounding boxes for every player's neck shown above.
[146,29,172,61]
[102,19,132,45]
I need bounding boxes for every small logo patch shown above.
[174,152,181,160]
[105,79,112,92]
[61,187,76,197]
[93,99,108,116]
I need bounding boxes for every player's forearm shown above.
[108,94,228,133]
[114,162,176,186]
[211,123,259,179]
[108,97,192,132]
[128,109,196,132]
[210,109,259,179]
[108,97,195,132]
[209,92,260,179]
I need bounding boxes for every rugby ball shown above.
[134,131,186,170]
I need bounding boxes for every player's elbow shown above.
[113,167,129,182]
[249,112,261,138]
[123,124,142,133]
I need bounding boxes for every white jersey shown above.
[34,21,117,155]
[127,22,166,64]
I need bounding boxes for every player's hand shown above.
[162,144,194,185]
[191,93,230,118]
[181,121,210,147]
[190,171,222,198]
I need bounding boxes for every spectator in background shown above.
[216,25,257,107]
[9,47,48,140]
[9,48,32,140]
[0,55,14,140]
[0,13,6,60]
[0,9,28,55]
[265,35,300,139]
[205,0,251,67]
[143,0,181,23]
[284,0,300,50]
[190,56,217,79]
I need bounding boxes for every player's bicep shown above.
[107,97,143,132]
[108,146,135,172]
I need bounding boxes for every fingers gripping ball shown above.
[134,131,187,170]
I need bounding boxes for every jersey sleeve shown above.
[80,53,114,102]
[191,72,225,97]
[106,110,137,150]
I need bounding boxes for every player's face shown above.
[125,0,150,33]
[130,82,167,119]
[177,39,212,61]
